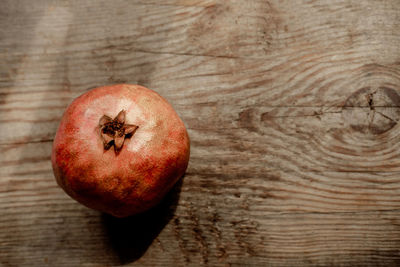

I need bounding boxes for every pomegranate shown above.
[51,84,190,217]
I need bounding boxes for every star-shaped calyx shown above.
[99,110,138,153]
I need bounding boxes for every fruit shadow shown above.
[101,176,183,264]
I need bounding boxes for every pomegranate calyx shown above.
[99,110,138,153]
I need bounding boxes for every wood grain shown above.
[1,0,400,266]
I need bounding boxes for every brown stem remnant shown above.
[99,110,138,153]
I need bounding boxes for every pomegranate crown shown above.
[98,110,138,153]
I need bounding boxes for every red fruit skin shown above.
[51,84,190,217]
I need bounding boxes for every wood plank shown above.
[2,59,400,173]
[1,0,399,59]
[2,172,400,266]
[2,142,400,215]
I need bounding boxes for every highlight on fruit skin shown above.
[51,84,190,218]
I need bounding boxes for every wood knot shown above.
[342,86,400,135]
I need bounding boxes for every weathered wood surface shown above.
[1,0,400,266]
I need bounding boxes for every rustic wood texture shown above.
[1,0,400,266]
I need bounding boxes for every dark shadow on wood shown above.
[101,177,183,264]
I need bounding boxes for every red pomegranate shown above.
[51,84,190,217]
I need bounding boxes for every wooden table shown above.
[1,0,400,266]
